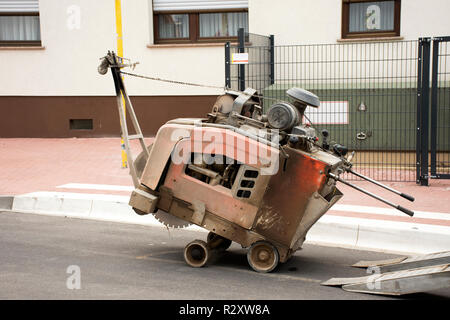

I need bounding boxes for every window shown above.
[0,0,41,46]
[342,0,401,39]
[153,0,248,44]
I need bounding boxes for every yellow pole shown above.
[115,0,128,168]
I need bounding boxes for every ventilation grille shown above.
[236,169,258,198]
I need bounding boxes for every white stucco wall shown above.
[1,0,117,96]
[249,0,342,45]
[0,0,449,96]
[0,0,225,96]
[249,0,450,45]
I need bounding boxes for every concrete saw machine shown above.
[98,51,419,275]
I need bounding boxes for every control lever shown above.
[328,173,414,216]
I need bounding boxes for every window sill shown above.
[0,46,45,50]
[147,42,238,48]
[337,36,404,43]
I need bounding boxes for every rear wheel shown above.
[247,240,279,273]
[184,240,210,268]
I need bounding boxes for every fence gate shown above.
[430,37,450,180]
[417,37,450,185]
[417,38,431,186]
[225,29,274,103]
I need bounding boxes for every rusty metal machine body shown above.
[130,88,346,270]
[99,51,416,274]
[137,118,343,263]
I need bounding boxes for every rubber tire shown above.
[184,240,210,268]
[247,240,279,273]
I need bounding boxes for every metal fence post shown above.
[416,39,423,184]
[430,38,439,178]
[269,34,275,85]
[238,28,245,91]
[225,41,231,89]
[417,37,431,186]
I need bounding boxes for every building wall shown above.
[0,0,449,137]
[0,95,217,137]
[249,0,450,45]
[0,0,224,97]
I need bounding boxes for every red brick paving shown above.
[0,138,153,196]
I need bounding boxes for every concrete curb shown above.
[4,192,450,255]
[9,192,205,232]
[306,215,450,254]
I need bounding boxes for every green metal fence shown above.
[226,36,422,181]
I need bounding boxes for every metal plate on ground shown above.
[352,251,450,273]
[322,251,450,296]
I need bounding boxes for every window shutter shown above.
[0,0,39,13]
[153,0,248,12]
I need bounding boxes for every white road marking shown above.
[331,204,450,221]
[57,183,134,192]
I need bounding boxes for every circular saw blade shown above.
[152,210,192,229]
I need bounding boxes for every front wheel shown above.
[247,240,279,273]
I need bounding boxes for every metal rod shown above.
[430,38,439,177]
[238,28,245,91]
[269,34,275,85]
[225,42,231,88]
[115,0,128,169]
[110,63,139,188]
[328,173,414,217]
[416,38,423,185]
[347,169,415,202]
[420,38,431,186]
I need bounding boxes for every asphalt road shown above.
[0,211,449,300]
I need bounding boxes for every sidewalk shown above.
[1,138,449,255]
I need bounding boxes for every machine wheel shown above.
[184,240,210,268]
[247,241,279,273]
[207,232,232,251]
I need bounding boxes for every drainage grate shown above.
[69,119,93,130]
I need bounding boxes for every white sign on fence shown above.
[304,101,349,124]
[231,53,249,64]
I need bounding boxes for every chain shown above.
[120,71,226,90]
[119,70,285,104]
[119,70,314,126]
